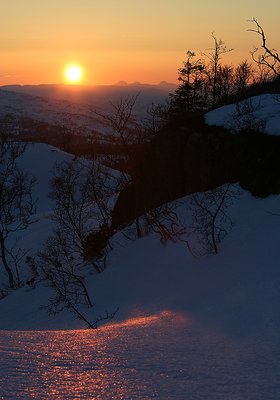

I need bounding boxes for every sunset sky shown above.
[0,0,279,86]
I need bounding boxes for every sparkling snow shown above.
[1,312,280,399]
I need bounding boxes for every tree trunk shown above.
[0,234,14,288]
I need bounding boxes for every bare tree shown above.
[203,33,233,105]
[92,93,141,166]
[171,34,234,113]
[49,157,117,272]
[216,64,235,103]
[141,202,187,245]
[189,184,240,255]
[38,234,95,327]
[92,94,147,238]
[230,97,267,133]
[145,102,169,136]
[35,156,120,328]
[38,235,118,329]
[0,135,37,288]
[248,18,280,77]
[234,60,254,102]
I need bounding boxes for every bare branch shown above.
[248,18,280,76]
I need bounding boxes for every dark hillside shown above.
[112,116,280,229]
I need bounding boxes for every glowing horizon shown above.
[0,1,279,86]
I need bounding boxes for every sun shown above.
[65,65,83,84]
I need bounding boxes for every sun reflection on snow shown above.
[0,311,278,399]
[100,310,190,330]
[0,311,192,399]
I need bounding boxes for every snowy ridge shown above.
[205,94,280,136]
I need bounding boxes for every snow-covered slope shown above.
[17,143,74,214]
[0,144,74,291]
[0,83,172,137]
[0,142,279,339]
[1,83,280,339]
[205,94,280,135]
[0,89,102,135]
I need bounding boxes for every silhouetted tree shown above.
[171,51,205,113]
[203,33,233,105]
[234,60,254,101]
[248,18,280,77]
[0,135,37,288]
[170,34,234,114]
[216,64,234,103]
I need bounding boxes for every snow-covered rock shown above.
[205,94,280,136]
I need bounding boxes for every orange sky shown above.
[0,0,279,85]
